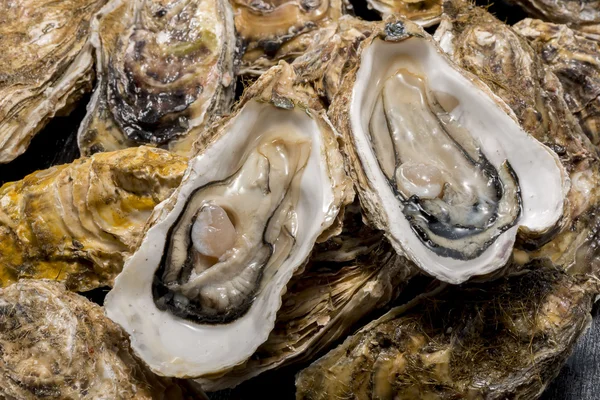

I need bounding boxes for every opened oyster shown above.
[235,0,346,74]
[330,19,568,283]
[78,0,236,156]
[514,19,600,147]
[296,268,596,399]
[0,280,201,399]
[0,147,186,291]
[508,0,600,28]
[0,0,106,163]
[366,0,442,26]
[197,203,417,391]
[105,63,353,377]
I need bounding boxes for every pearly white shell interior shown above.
[350,36,568,283]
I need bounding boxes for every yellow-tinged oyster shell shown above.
[0,280,202,399]
[78,0,236,157]
[514,18,600,147]
[0,147,187,292]
[0,0,106,163]
[366,0,442,26]
[296,268,597,399]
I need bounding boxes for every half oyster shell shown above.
[0,280,199,399]
[197,202,417,390]
[330,18,568,283]
[0,147,186,291]
[366,0,442,26]
[0,0,106,163]
[514,18,600,147]
[296,268,597,399]
[508,0,600,28]
[105,63,353,378]
[78,0,236,156]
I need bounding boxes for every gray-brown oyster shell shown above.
[78,0,236,157]
[514,18,600,148]
[0,280,203,399]
[0,0,106,163]
[508,0,600,28]
[296,268,597,399]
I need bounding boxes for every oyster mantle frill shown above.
[105,64,353,377]
[330,20,569,283]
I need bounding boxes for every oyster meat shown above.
[0,280,198,399]
[296,268,597,399]
[329,19,568,283]
[78,0,236,156]
[0,147,186,291]
[105,63,353,377]
[514,18,600,147]
[197,202,417,391]
[0,0,106,163]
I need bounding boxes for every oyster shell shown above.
[0,0,106,163]
[0,147,186,292]
[366,0,442,26]
[508,0,600,28]
[296,268,597,399]
[514,18,600,147]
[235,0,346,75]
[197,202,417,391]
[0,280,199,399]
[105,63,353,378]
[329,18,568,283]
[78,0,236,157]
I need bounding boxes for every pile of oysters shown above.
[1,0,600,397]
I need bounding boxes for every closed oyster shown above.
[434,1,599,223]
[514,18,600,147]
[235,0,346,75]
[366,0,442,26]
[0,0,106,163]
[329,18,568,283]
[0,280,198,399]
[105,63,353,378]
[78,0,236,157]
[296,268,597,399]
[0,147,187,292]
[197,203,417,391]
[508,0,600,28]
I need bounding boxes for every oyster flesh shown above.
[0,147,187,292]
[329,19,568,283]
[0,280,199,399]
[296,268,597,399]
[514,18,600,147]
[78,0,236,156]
[197,202,417,391]
[105,63,353,377]
[0,0,106,163]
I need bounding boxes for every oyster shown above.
[197,202,417,391]
[366,0,442,26]
[0,280,200,399]
[329,19,568,283]
[508,0,600,28]
[0,147,187,292]
[0,0,106,163]
[78,0,236,157]
[105,63,353,378]
[235,0,346,75]
[296,268,597,399]
[514,18,600,147]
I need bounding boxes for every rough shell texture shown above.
[78,0,236,157]
[0,147,187,292]
[197,203,417,391]
[296,268,597,400]
[366,0,442,26]
[0,0,105,163]
[0,280,196,399]
[435,1,600,227]
[514,18,600,147]
[507,0,600,27]
[234,0,347,75]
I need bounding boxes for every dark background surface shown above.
[0,0,598,398]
